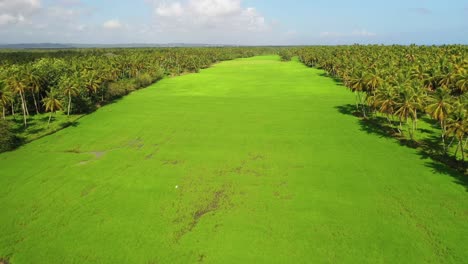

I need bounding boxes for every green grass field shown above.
[1,56,467,263]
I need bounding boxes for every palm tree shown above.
[445,101,467,161]
[347,69,369,116]
[366,68,383,95]
[394,84,423,139]
[24,65,43,114]
[455,73,467,94]
[8,72,28,127]
[42,89,63,127]
[425,87,453,151]
[0,81,13,120]
[59,77,79,116]
[372,83,397,125]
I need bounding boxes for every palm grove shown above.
[0,47,271,151]
[295,45,467,166]
[0,45,466,169]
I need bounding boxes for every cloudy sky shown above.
[0,0,467,45]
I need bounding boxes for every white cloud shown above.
[0,0,41,10]
[47,6,80,21]
[189,0,241,16]
[76,24,86,31]
[0,0,41,26]
[156,2,184,17]
[149,0,270,33]
[0,0,286,45]
[103,19,122,29]
[0,14,20,25]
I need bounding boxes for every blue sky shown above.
[0,0,467,44]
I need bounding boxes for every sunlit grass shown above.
[0,56,467,263]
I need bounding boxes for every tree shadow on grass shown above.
[319,72,343,85]
[336,104,468,191]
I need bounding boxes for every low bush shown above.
[106,80,138,100]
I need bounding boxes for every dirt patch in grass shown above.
[128,138,144,149]
[162,160,184,165]
[174,187,231,242]
[81,184,97,197]
[64,149,107,158]
[249,153,265,161]
[198,253,206,262]
[0,258,10,264]
[64,148,81,154]
[91,151,105,158]
[65,149,108,165]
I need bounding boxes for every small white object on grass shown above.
[175,185,179,189]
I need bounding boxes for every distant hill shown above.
[0,43,75,49]
[0,43,238,49]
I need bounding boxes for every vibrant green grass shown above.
[0,56,467,263]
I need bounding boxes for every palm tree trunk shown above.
[459,136,466,161]
[67,93,72,116]
[32,93,40,114]
[19,90,27,127]
[408,119,414,140]
[461,141,465,162]
[414,110,418,130]
[454,140,460,159]
[354,92,359,111]
[440,120,446,153]
[357,92,367,118]
[448,136,456,150]
[22,92,30,117]
[48,112,52,127]
[11,104,14,116]
[2,106,5,120]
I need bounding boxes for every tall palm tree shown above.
[445,101,467,161]
[366,68,383,95]
[8,72,28,127]
[426,87,453,151]
[0,81,13,120]
[42,89,63,127]
[347,69,369,116]
[394,84,423,139]
[372,83,397,125]
[59,77,79,116]
[24,65,43,114]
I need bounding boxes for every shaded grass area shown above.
[336,104,468,189]
[0,56,467,263]
[336,105,466,165]
[6,113,83,145]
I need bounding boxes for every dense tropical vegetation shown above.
[296,45,467,168]
[1,45,466,171]
[0,47,273,151]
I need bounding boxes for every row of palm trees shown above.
[0,47,273,128]
[297,45,467,162]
